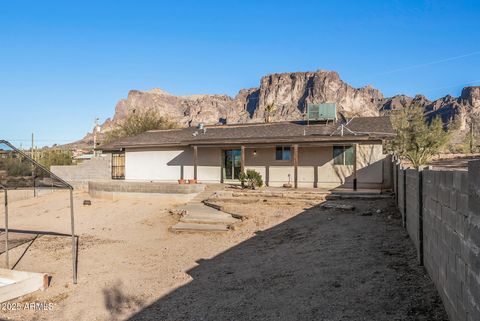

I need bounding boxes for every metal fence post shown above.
[70,189,77,284]
[403,168,407,228]
[418,168,424,266]
[4,190,8,269]
[395,162,399,206]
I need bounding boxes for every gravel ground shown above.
[129,197,448,321]
[0,192,448,321]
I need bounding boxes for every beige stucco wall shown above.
[183,147,222,182]
[124,144,389,189]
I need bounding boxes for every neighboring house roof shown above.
[99,116,395,151]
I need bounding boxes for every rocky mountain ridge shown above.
[78,70,480,145]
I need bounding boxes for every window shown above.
[333,146,354,165]
[111,153,125,179]
[275,146,291,161]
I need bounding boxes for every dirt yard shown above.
[0,191,447,321]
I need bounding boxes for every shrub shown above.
[105,108,179,143]
[239,169,263,189]
[37,149,73,169]
[391,105,452,168]
[0,157,32,177]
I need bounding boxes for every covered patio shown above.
[188,138,390,190]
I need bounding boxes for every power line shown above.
[370,50,480,77]
[5,139,77,142]
[418,79,480,94]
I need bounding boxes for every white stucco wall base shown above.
[125,149,184,181]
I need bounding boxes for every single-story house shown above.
[99,116,395,189]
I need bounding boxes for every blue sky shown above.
[1,0,479,146]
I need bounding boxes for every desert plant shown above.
[0,157,32,177]
[37,149,73,169]
[264,103,276,123]
[239,169,263,189]
[104,108,178,143]
[391,105,452,168]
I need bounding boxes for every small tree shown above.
[264,103,276,123]
[391,105,451,168]
[38,149,73,169]
[105,108,178,143]
[239,169,264,189]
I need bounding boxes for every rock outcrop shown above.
[106,70,385,130]
[112,89,248,127]
[252,71,383,120]
[77,70,480,145]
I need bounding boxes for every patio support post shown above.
[70,189,77,284]
[240,145,245,173]
[193,146,198,180]
[353,143,358,191]
[293,144,299,189]
[4,190,9,269]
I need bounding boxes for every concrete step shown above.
[327,193,391,200]
[170,222,230,233]
[189,192,215,203]
[230,192,329,200]
[206,197,325,205]
[180,214,238,224]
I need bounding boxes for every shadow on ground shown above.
[125,198,447,321]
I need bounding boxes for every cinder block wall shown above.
[405,169,421,262]
[394,161,480,321]
[397,168,405,215]
[393,163,398,198]
[51,155,111,191]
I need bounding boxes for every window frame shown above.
[275,146,292,161]
[333,146,354,166]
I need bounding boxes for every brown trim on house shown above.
[103,139,386,153]
[353,143,358,191]
[240,145,245,173]
[182,134,376,146]
[293,144,299,189]
[193,146,198,180]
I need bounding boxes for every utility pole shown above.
[31,133,36,197]
[470,121,475,154]
[93,118,99,156]
[31,133,34,161]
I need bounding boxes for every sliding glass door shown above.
[223,149,241,180]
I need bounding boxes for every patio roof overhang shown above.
[108,133,391,151]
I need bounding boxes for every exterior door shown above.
[223,149,241,180]
[111,153,125,180]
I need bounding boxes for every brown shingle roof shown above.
[99,116,394,151]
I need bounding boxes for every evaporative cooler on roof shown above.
[307,103,337,122]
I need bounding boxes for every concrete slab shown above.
[181,214,238,225]
[0,268,48,303]
[320,203,355,210]
[171,184,240,232]
[327,193,391,200]
[170,222,230,233]
[179,203,239,224]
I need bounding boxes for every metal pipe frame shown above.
[4,190,9,269]
[0,140,77,284]
[70,189,77,284]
